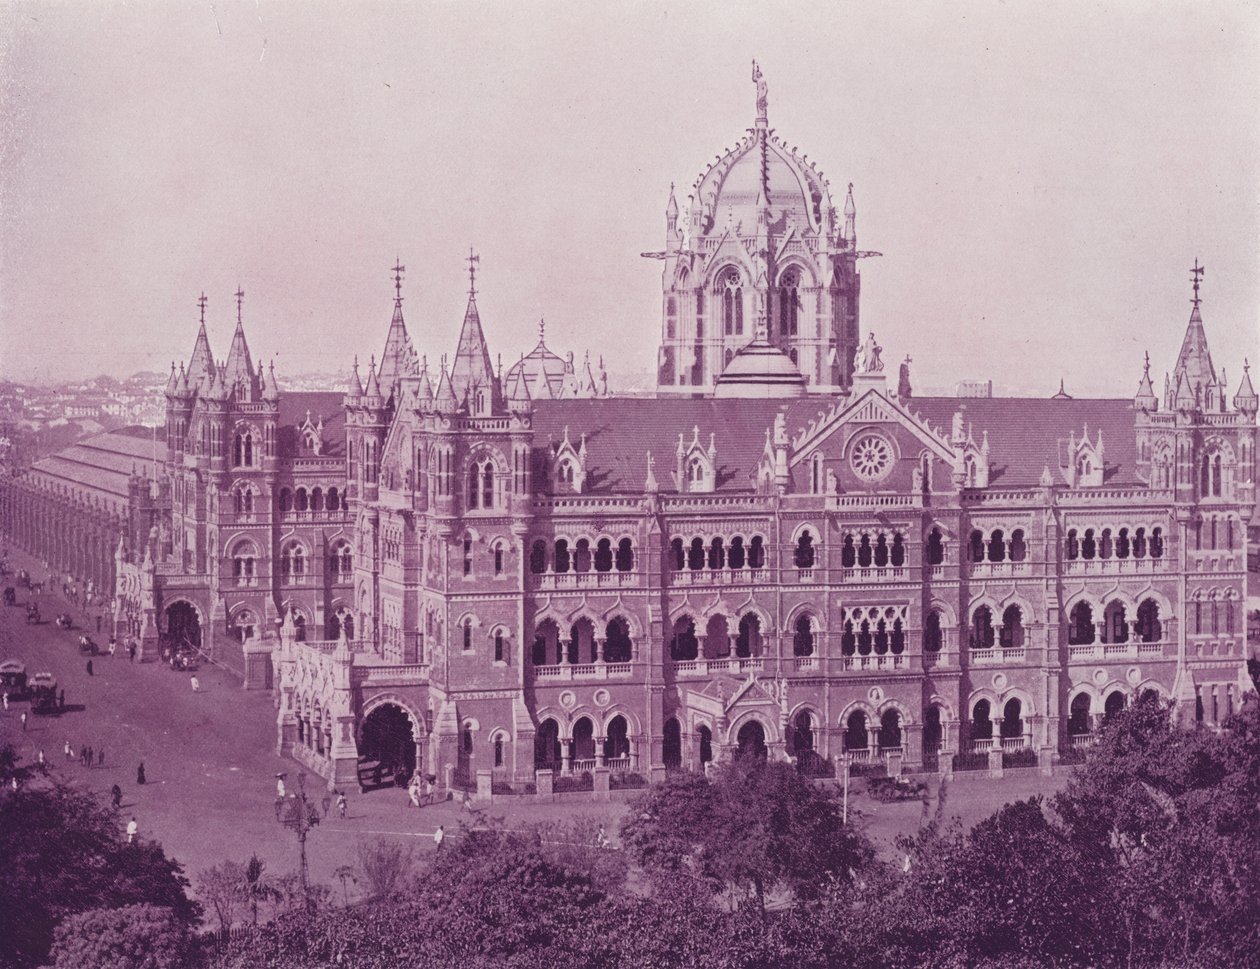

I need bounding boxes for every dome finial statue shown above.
[752,59,768,126]
[853,332,884,374]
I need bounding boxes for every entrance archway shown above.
[735,720,767,761]
[359,703,416,787]
[535,718,561,770]
[662,717,682,768]
[164,601,201,650]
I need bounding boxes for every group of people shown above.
[62,739,106,768]
[406,773,439,809]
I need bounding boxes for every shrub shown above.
[50,904,190,969]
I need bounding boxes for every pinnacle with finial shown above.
[466,246,480,298]
[1190,258,1204,306]
[234,287,245,325]
[392,258,405,303]
[197,292,207,326]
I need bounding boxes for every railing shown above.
[965,740,994,754]
[829,494,918,509]
[797,568,815,582]
[841,654,907,671]
[843,747,874,763]
[842,566,908,581]
[1069,640,1163,660]
[970,649,995,663]
[531,662,635,681]
[669,658,762,677]
[1002,649,1026,662]
[605,757,631,771]
[606,663,632,675]
[532,495,644,512]
[670,568,771,586]
[969,561,1031,578]
[234,576,258,588]
[570,758,597,773]
[532,571,640,590]
[794,656,818,671]
[1064,558,1167,575]
[927,565,948,579]
[1068,733,1097,749]
[1001,736,1029,751]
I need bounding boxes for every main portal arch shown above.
[358,699,423,789]
[163,600,202,651]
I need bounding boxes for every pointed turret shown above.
[1134,351,1158,412]
[666,182,679,234]
[508,354,533,413]
[1173,368,1195,411]
[377,297,412,400]
[417,356,434,408]
[842,183,856,246]
[188,321,215,387]
[222,318,256,400]
[177,361,189,396]
[364,354,382,402]
[434,360,458,413]
[263,360,280,402]
[164,362,178,396]
[1173,260,1217,395]
[1234,359,1258,417]
[348,356,364,399]
[450,290,496,407]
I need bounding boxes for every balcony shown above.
[1068,640,1165,661]
[532,570,640,590]
[842,566,908,582]
[669,568,771,587]
[840,654,907,671]
[669,657,763,677]
[532,662,635,681]
[1064,557,1166,576]
[794,656,818,671]
[969,561,1031,578]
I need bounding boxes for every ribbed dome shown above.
[505,332,567,398]
[714,340,808,398]
[693,131,829,236]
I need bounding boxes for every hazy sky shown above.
[1,1,1258,396]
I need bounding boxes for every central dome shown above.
[697,136,827,235]
[714,339,808,398]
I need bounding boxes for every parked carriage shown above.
[25,602,40,624]
[0,660,28,699]
[29,673,57,714]
[2,587,15,607]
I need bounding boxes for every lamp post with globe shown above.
[274,772,321,910]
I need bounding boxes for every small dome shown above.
[506,335,567,397]
[714,340,808,398]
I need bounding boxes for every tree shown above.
[333,864,358,907]
[199,860,248,933]
[244,854,279,924]
[49,904,191,969]
[0,758,199,968]
[355,838,414,899]
[621,758,871,913]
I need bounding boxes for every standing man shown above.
[19,711,26,732]
[126,817,138,844]
[190,675,200,692]
[97,748,104,767]
[277,776,286,799]
[337,791,347,819]
[433,825,445,852]
[63,740,71,762]
[85,659,93,677]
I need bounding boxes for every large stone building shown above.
[2,71,1255,794]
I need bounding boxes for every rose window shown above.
[850,434,893,481]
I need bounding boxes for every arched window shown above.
[1099,528,1113,559]
[969,530,985,563]
[735,613,763,657]
[844,711,869,751]
[604,716,630,763]
[841,619,856,655]
[328,540,352,577]
[923,611,942,652]
[670,537,685,571]
[778,269,800,337]
[493,735,505,768]
[879,709,902,751]
[1133,527,1147,558]
[857,619,873,655]
[594,538,613,572]
[493,629,506,663]
[278,488,292,513]
[615,538,634,572]
[721,268,744,336]
[231,541,257,581]
[1136,599,1161,643]
[462,617,473,652]
[795,530,816,568]
[493,542,505,576]
[971,700,993,741]
[573,538,592,573]
[987,529,1005,563]
[748,536,766,569]
[999,605,1024,649]
[568,618,596,664]
[670,617,698,661]
[858,534,873,567]
[874,533,889,567]
[1150,527,1164,558]
[605,617,633,663]
[483,461,494,508]
[873,618,889,654]
[282,542,306,578]
[554,539,570,574]
[926,528,944,566]
[793,614,815,656]
[467,464,480,510]
[662,718,682,769]
[1001,699,1024,739]
[1115,528,1130,559]
[1067,693,1091,736]
[1066,529,1079,560]
[728,537,745,570]
[708,537,726,570]
[890,617,905,653]
[969,606,995,650]
[1068,602,1095,645]
[326,487,340,511]
[890,533,906,567]
[310,487,324,512]
[295,488,309,512]
[532,620,560,666]
[1103,601,1128,644]
[535,719,561,769]
[1009,529,1027,562]
[704,614,731,659]
[1104,691,1126,720]
[530,540,547,574]
[1081,528,1096,559]
[688,538,705,571]
[842,534,856,568]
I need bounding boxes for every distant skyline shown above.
[1,1,1258,396]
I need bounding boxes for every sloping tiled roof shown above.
[278,392,345,458]
[909,396,1139,487]
[26,426,166,500]
[531,394,1142,494]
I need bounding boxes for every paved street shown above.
[0,547,628,910]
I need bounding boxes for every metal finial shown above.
[466,246,480,298]
[234,287,245,325]
[391,259,405,302]
[538,318,546,343]
[197,292,208,326]
[1190,258,1204,306]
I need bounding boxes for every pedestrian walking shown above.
[433,825,445,852]
[424,776,435,807]
[111,784,122,808]
[128,642,136,662]
[137,762,146,785]
[96,615,101,634]
[63,740,71,761]
[190,675,200,692]
[97,748,104,767]
[408,778,420,809]
[85,660,93,677]
[84,746,93,767]
[126,817,138,844]
[2,692,8,711]
[277,777,286,799]
[20,711,26,732]
[108,635,116,656]
[37,749,44,766]
[337,792,347,819]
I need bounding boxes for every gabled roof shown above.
[277,392,345,458]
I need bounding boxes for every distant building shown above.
[956,380,993,398]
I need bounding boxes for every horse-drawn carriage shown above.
[0,660,28,699]
[29,673,58,714]
[2,587,15,607]
[15,569,29,589]
[55,613,73,630]
[78,635,98,655]
[25,602,40,624]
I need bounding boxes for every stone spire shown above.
[1172,260,1216,396]
[348,356,364,399]
[1234,358,1258,417]
[364,354,382,402]
[508,354,533,413]
[449,250,496,407]
[417,355,434,407]
[434,358,457,413]
[843,183,856,246]
[222,288,256,400]
[163,362,178,396]
[263,360,280,402]
[1134,350,1158,412]
[187,293,216,386]
[376,261,413,401]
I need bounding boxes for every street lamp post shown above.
[274,772,321,910]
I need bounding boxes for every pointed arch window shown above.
[720,268,744,336]
[778,269,800,337]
